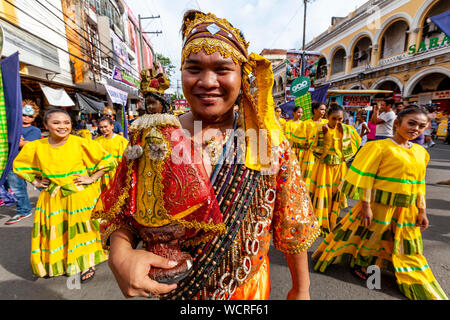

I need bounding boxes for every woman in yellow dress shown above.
[275,106,286,132]
[13,108,117,282]
[297,102,328,191]
[96,117,129,190]
[313,106,448,300]
[284,106,305,161]
[309,105,361,236]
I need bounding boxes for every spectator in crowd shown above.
[371,99,396,140]
[99,106,124,136]
[4,100,42,225]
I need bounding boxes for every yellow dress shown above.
[299,118,328,190]
[313,139,448,300]
[284,119,304,161]
[77,129,92,140]
[277,117,286,133]
[13,135,117,277]
[309,124,361,236]
[96,134,129,190]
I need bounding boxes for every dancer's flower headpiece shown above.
[181,12,284,171]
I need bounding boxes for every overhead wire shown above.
[3,0,103,72]
[39,0,141,76]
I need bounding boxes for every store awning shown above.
[75,93,105,114]
[430,11,450,38]
[39,83,75,107]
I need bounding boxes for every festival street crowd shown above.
[1,10,449,301]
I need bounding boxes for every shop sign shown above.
[393,93,402,102]
[408,36,450,55]
[112,66,140,88]
[432,90,450,100]
[105,84,128,106]
[174,99,190,110]
[110,30,131,72]
[342,95,371,107]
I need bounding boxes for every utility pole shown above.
[176,79,181,99]
[138,14,162,70]
[301,0,308,77]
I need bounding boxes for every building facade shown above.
[0,0,163,115]
[305,0,450,110]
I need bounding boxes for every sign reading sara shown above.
[408,36,450,55]
[290,76,311,97]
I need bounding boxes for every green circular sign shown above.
[290,76,311,97]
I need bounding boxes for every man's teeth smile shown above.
[199,94,220,98]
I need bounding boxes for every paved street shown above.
[1,141,449,300]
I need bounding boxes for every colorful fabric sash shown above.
[0,69,9,179]
[162,118,261,300]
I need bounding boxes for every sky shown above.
[124,0,369,93]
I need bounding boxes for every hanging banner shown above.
[112,66,140,88]
[110,30,131,72]
[0,52,22,186]
[294,93,312,121]
[105,84,128,106]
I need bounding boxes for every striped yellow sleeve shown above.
[340,140,383,202]
[416,150,429,209]
[81,138,117,174]
[13,141,40,182]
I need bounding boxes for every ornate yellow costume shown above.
[313,139,448,300]
[296,118,328,190]
[95,134,129,190]
[309,123,361,236]
[284,120,305,162]
[13,135,116,277]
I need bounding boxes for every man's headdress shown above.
[181,12,284,171]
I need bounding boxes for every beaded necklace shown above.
[161,117,264,300]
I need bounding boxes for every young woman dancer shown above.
[13,108,116,282]
[296,102,328,190]
[309,105,361,236]
[285,106,305,161]
[96,117,129,190]
[313,106,448,300]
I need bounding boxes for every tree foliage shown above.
[156,53,176,78]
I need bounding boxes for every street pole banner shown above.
[290,76,311,97]
[295,93,312,121]
[0,52,22,186]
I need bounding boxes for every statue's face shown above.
[145,95,163,114]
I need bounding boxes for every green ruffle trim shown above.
[31,249,106,277]
[398,282,448,300]
[340,180,418,208]
[314,251,394,273]
[320,154,343,165]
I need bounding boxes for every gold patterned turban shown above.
[181,12,284,171]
